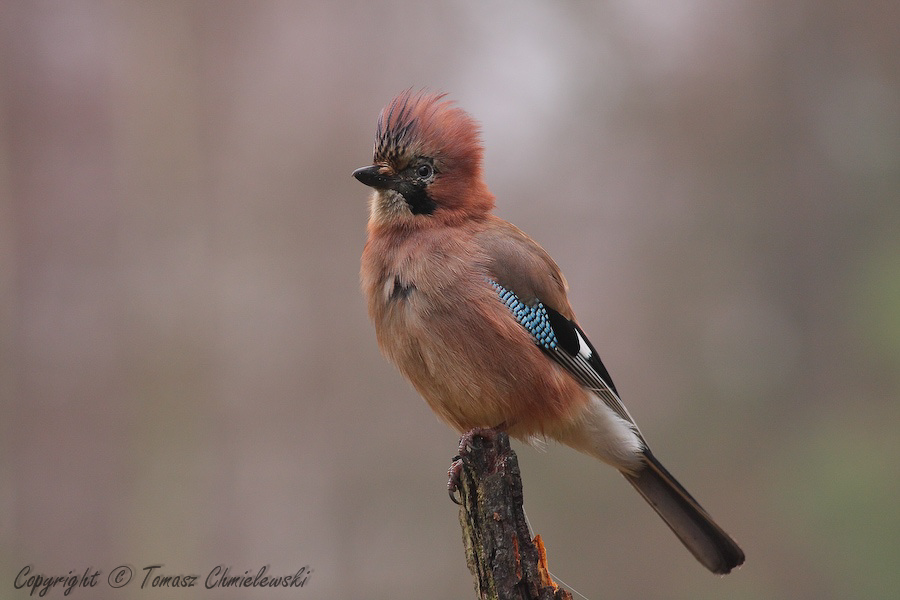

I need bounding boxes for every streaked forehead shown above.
[373,90,446,165]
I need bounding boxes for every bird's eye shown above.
[416,163,433,179]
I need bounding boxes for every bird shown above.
[352,90,745,575]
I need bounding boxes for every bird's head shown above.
[353,90,494,229]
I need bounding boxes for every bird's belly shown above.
[378,299,589,438]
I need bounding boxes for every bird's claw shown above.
[447,427,502,504]
[447,455,464,504]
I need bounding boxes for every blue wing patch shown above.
[488,278,621,398]
[488,280,558,350]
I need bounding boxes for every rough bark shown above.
[456,431,573,600]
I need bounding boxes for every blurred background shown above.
[2,2,899,599]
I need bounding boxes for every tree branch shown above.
[456,431,573,600]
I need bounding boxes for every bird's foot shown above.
[447,456,465,505]
[448,426,504,504]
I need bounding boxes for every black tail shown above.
[623,450,745,574]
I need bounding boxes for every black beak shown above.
[352,165,397,190]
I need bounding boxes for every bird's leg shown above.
[448,424,508,504]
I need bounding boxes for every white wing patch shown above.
[575,329,592,361]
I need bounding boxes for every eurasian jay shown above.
[353,90,745,575]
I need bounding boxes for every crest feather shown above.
[373,90,483,174]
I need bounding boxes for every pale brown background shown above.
[3,2,899,599]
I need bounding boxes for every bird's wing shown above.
[476,218,642,433]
